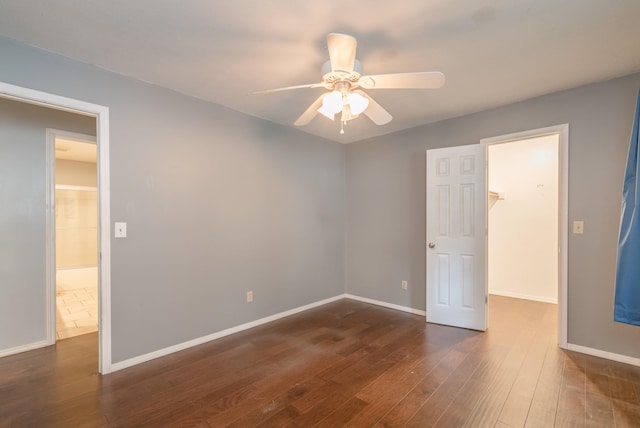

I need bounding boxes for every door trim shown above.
[481,124,569,349]
[0,81,112,374]
[45,129,97,347]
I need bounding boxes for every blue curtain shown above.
[614,88,640,326]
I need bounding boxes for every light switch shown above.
[572,220,584,234]
[114,222,127,238]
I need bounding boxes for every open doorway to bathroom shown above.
[51,131,98,340]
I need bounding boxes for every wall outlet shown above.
[246,291,253,303]
[402,280,408,290]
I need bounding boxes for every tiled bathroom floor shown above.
[56,286,98,340]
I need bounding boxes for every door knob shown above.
[428,242,435,249]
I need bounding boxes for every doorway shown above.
[487,134,559,303]
[0,81,113,373]
[50,131,98,339]
[482,124,569,348]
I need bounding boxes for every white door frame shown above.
[481,124,569,349]
[45,129,97,346]
[0,81,113,373]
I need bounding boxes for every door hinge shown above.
[485,295,488,304]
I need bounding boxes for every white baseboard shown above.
[345,294,426,316]
[489,290,557,304]
[567,343,640,367]
[111,294,347,372]
[111,294,427,372]
[0,340,48,358]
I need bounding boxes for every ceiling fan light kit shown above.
[317,83,369,120]
[256,33,445,134]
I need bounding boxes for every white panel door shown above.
[426,144,487,330]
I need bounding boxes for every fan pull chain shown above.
[340,121,345,134]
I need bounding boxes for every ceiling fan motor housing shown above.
[321,59,362,88]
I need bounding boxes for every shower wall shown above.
[55,188,97,269]
[55,159,97,270]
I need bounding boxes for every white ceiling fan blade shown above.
[327,33,357,73]
[359,71,445,89]
[294,93,326,126]
[355,90,392,125]
[252,82,324,94]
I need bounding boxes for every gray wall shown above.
[0,98,95,350]
[346,72,640,359]
[0,36,346,363]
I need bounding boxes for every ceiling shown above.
[55,137,96,163]
[1,1,639,144]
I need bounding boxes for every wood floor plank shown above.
[203,352,347,426]
[404,351,486,427]
[375,348,467,427]
[555,385,586,427]
[525,379,562,428]
[610,379,639,404]
[498,327,551,427]
[288,381,352,427]
[585,391,615,426]
[461,323,540,427]
[612,399,640,428]
[314,397,369,427]
[347,347,450,427]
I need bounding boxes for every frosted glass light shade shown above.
[317,90,369,121]
[347,92,369,115]
[317,91,342,120]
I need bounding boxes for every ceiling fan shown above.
[254,33,445,133]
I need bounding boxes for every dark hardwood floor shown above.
[1,296,639,427]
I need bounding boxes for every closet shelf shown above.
[488,190,505,200]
